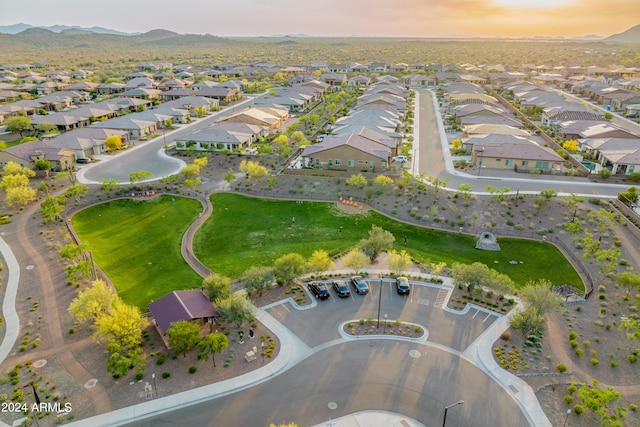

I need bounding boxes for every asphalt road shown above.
[124,340,528,427]
[79,94,265,183]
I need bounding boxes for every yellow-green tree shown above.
[346,174,367,188]
[374,175,393,187]
[342,249,369,274]
[387,249,411,276]
[307,249,334,277]
[105,135,123,152]
[193,157,208,168]
[5,186,36,207]
[181,163,201,179]
[198,333,229,367]
[167,320,201,357]
[562,139,579,152]
[239,160,269,180]
[94,299,147,349]
[68,279,116,324]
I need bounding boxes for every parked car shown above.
[396,277,410,295]
[308,281,330,300]
[392,155,408,163]
[350,276,369,295]
[332,279,351,298]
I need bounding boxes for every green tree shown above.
[457,183,472,199]
[576,380,626,427]
[35,122,57,135]
[100,179,120,192]
[214,293,254,328]
[223,168,236,183]
[616,272,640,298]
[346,174,368,188]
[618,186,639,205]
[3,161,35,177]
[65,183,88,203]
[427,176,449,194]
[274,253,307,284]
[509,307,545,339]
[197,333,229,367]
[598,168,612,180]
[290,131,306,144]
[105,135,123,152]
[619,316,640,343]
[0,174,29,190]
[273,134,289,145]
[129,170,153,183]
[307,249,334,277]
[34,159,51,171]
[243,265,275,296]
[486,185,510,201]
[167,320,201,357]
[239,160,268,180]
[202,273,232,301]
[342,249,369,274]
[520,279,562,317]
[359,225,395,262]
[387,249,411,276]
[4,116,31,136]
[451,262,513,296]
[39,193,64,223]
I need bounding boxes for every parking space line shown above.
[281,304,290,313]
[472,308,480,318]
[483,312,494,322]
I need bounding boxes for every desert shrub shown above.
[188,366,197,374]
[568,331,577,340]
[590,358,599,366]
[161,372,170,379]
[575,349,584,357]
[574,405,584,415]
[556,363,567,373]
[156,358,164,365]
[564,395,573,405]
[500,331,511,341]
[630,403,638,411]
[570,340,578,348]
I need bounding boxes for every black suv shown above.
[350,276,369,295]
[308,281,330,300]
[396,277,410,295]
[332,279,351,298]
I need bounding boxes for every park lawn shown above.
[194,193,582,290]
[72,195,203,309]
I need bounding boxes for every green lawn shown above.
[72,196,203,309]
[194,193,582,290]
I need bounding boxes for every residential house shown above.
[96,83,126,95]
[461,134,534,154]
[558,120,639,140]
[463,123,530,138]
[44,127,128,159]
[453,104,513,125]
[148,290,220,340]
[118,88,161,100]
[194,87,239,103]
[175,123,261,151]
[162,96,218,112]
[0,140,75,171]
[348,75,372,88]
[301,133,391,172]
[149,106,191,124]
[124,77,157,90]
[332,125,400,155]
[472,142,564,173]
[158,88,193,102]
[90,116,157,139]
[221,107,288,134]
[579,138,640,175]
[320,73,347,89]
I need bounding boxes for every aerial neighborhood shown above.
[1,25,640,427]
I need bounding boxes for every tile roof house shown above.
[221,107,289,134]
[558,121,639,140]
[44,127,128,158]
[579,138,640,175]
[175,123,261,151]
[301,133,391,172]
[90,116,157,139]
[0,140,75,171]
[472,142,564,173]
[148,290,220,338]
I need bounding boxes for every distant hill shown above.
[604,24,640,43]
[0,23,134,36]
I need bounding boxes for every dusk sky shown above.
[3,0,639,38]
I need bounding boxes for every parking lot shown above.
[266,277,500,351]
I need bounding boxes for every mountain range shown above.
[0,23,136,36]
[0,23,638,42]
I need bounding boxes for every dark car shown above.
[396,277,410,295]
[332,279,351,298]
[308,281,330,300]
[350,275,369,295]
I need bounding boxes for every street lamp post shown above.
[443,400,464,427]
[152,373,157,398]
[563,408,571,427]
[477,147,484,176]
[376,274,383,329]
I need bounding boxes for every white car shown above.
[392,156,408,163]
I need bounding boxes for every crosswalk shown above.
[433,287,450,308]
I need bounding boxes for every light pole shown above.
[477,147,484,176]
[152,373,157,398]
[376,273,383,328]
[443,400,464,427]
[563,408,571,427]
